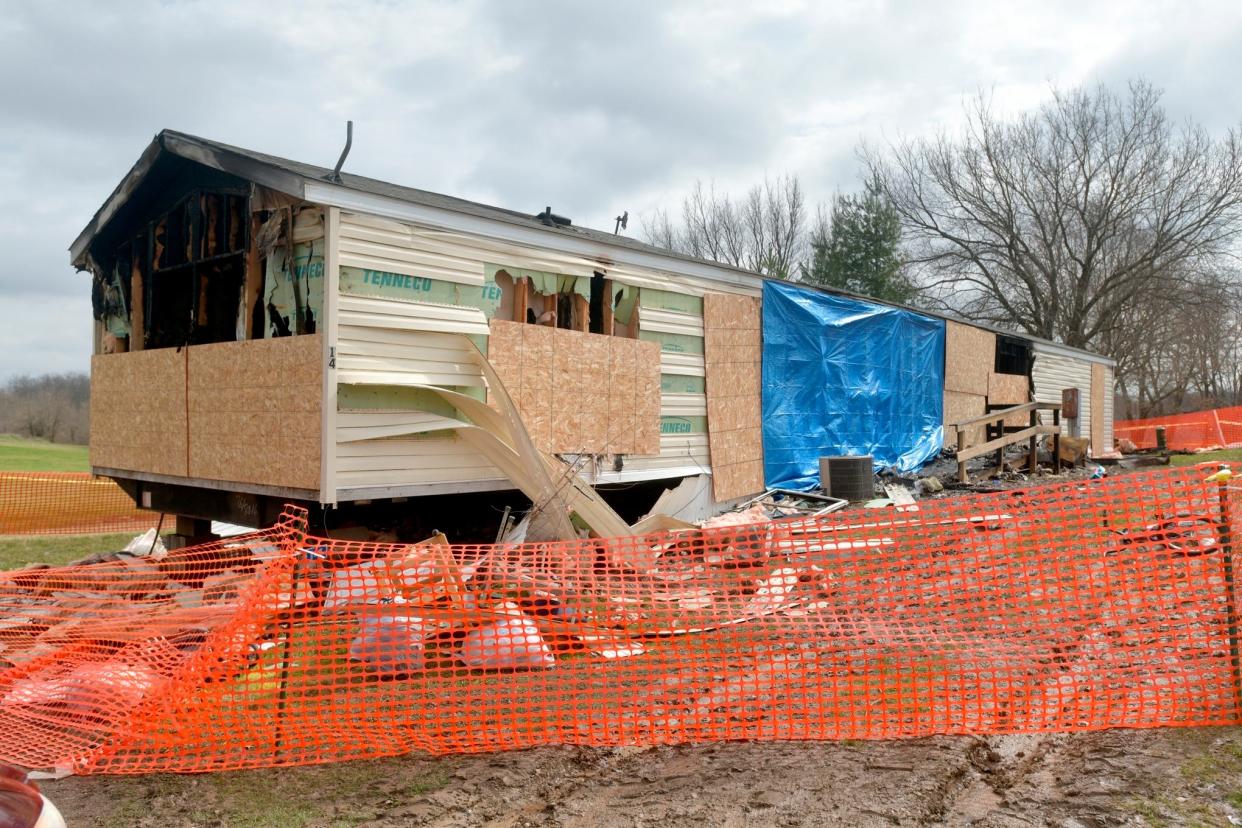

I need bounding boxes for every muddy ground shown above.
[45,725,1242,826]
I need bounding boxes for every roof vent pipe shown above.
[535,206,572,227]
[330,121,353,183]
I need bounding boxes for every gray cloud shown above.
[2,0,1241,381]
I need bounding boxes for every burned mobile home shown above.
[74,130,1116,539]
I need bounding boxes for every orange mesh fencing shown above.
[0,472,154,536]
[1116,405,1242,452]
[0,465,1237,775]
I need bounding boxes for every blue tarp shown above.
[762,281,946,489]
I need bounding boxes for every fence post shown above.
[1213,409,1228,448]
[1216,466,1242,721]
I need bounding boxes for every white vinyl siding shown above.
[329,211,750,500]
[1031,344,1115,450]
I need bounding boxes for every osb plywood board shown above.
[90,349,188,477]
[944,391,987,448]
[988,372,1031,429]
[703,293,764,501]
[945,321,995,396]
[487,320,660,455]
[1091,362,1106,451]
[704,292,760,331]
[187,335,322,490]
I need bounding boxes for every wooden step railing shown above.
[950,402,1062,483]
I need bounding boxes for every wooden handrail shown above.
[955,424,1061,462]
[952,400,1063,483]
[949,401,1061,432]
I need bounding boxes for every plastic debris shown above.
[121,528,167,560]
[348,614,428,675]
[460,604,555,669]
[699,504,771,529]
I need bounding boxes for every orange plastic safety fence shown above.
[0,466,1238,775]
[1116,405,1242,452]
[0,472,154,536]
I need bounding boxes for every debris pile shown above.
[0,465,1233,774]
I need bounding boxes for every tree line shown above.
[645,79,1242,420]
[0,373,90,445]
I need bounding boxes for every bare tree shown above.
[681,180,747,267]
[741,175,807,277]
[864,80,1242,352]
[1105,273,1242,417]
[0,373,91,444]
[642,175,807,278]
[643,207,681,255]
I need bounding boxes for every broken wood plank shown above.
[950,401,1052,431]
[572,293,590,333]
[601,277,615,335]
[513,276,528,323]
[130,250,144,351]
[955,424,1060,463]
[243,212,263,339]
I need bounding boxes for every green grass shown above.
[1169,447,1242,467]
[0,434,89,472]
[0,533,136,570]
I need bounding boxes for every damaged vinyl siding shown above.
[328,211,740,498]
[263,208,325,339]
[638,290,710,442]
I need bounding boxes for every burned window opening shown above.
[90,181,326,352]
[142,191,250,349]
[588,272,606,334]
[556,293,574,331]
[91,188,254,351]
[995,334,1033,376]
[494,266,633,338]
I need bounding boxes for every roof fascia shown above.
[70,133,309,268]
[301,179,766,294]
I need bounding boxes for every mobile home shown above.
[74,131,1114,536]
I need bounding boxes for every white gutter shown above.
[1031,339,1116,366]
[302,180,766,295]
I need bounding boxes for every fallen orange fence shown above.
[0,465,1237,775]
[1116,405,1242,452]
[0,472,154,536]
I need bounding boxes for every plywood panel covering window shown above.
[945,322,995,397]
[943,321,996,447]
[89,338,322,489]
[486,320,660,455]
[90,349,189,477]
[988,371,1032,429]
[702,293,764,501]
[186,335,322,490]
[943,390,988,449]
[1090,362,1107,453]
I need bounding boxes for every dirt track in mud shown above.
[46,725,1242,826]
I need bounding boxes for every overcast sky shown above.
[2,0,1240,381]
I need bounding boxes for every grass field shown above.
[0,533,135,570]
[1169,447,1242,467]
[0,434,89,472]
[0,435,133,567]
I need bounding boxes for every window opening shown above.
[995,335,1032,375]
[589,272,606,334]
